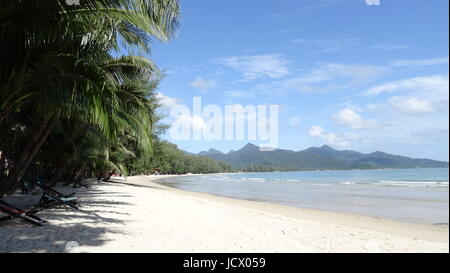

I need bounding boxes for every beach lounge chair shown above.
[0,200,46,226]
[34,181,79,210]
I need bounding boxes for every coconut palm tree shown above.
[0,0,179,124]
[0,0,180,196]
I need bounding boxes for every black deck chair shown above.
[34,181,79,210]
[0,200,46,226]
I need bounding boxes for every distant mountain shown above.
[197,143,449,171]
[198,148,224,156]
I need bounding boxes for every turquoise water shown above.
[157,168,449,224]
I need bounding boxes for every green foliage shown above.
[135,140,232,175]
[0,1,184,195]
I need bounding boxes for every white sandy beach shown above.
[0,175,448,253]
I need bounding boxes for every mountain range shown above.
[196,143,449,171]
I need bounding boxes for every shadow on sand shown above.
[0,182,135,253]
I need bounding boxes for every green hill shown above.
[197,143,449,171]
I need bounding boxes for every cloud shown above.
[390,57,449,67]
[253,62,387,94]
[190,77,217,90]
[287,117,301,126]
[303,63,387,84]
[217,54,289,80]
[156,92,180,108]
[300,0,351,12]
[364,75,448,117]
[176,115,207,129]
[370,43,409,51]
[170,114,207,139]
[291,38,361,53]
[364,75,449,96]
[388,96,436,114]
[333,108,378,129]
[291,39,411,54]
[308,125,350,147]
[348,72,449,156]
[223,90,255,99]
[365,0,381,5]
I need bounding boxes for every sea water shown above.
[157,168,449,225]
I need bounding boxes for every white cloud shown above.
[308,125,350,147]
[302,63,387,84]
[333,108,378,129]
[388,96,436,114]
[170,114,207,138]
[156,92,180,108]
[348,72,449,158]
[291,38,361,53]
[364,75,449,117]
[390,57,449,67]
[364,75,449,96]
[365,0,381,5]
[178,115,206,129]
[217,54,289,80]
[253,62,387,94]
[189,77,217,90]
[287,117,301,126]
[301,0,350,12]
[370,43,409,51]
[223,90,255,99]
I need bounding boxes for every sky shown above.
[148,0,449,161]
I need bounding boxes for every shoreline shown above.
[0,174,448,253]
[152,172,449,226]
[133,175,449,243]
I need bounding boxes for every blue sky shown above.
[149,0,449,161]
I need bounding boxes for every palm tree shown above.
[0,0,180,196]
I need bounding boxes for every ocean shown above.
[156,168,449,225]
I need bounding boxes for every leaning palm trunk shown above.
[0,110,9,126]
[102,171,115,182]
[73,162,87,188]
[0,117,55,196]
[50,160,66,186]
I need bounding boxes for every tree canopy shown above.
[0,1,230,197]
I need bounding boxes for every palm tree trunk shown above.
[102,171,115,182]
[0,117,55,196]
[0,103,17,130]
[0,111,7,126]
[73,162,87,188]
[50,160,65,186]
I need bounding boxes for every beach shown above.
[0,175,448,253]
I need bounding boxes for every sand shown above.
[0,175,448,253]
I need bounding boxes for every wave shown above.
[338,180,449,188]
[378,180,448,184]
[286,179,301,182]
[271,178,302,183]
[241,177,265,182]
[310,183,331,186]
[377,180,449,188]
[340,181,356,185]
